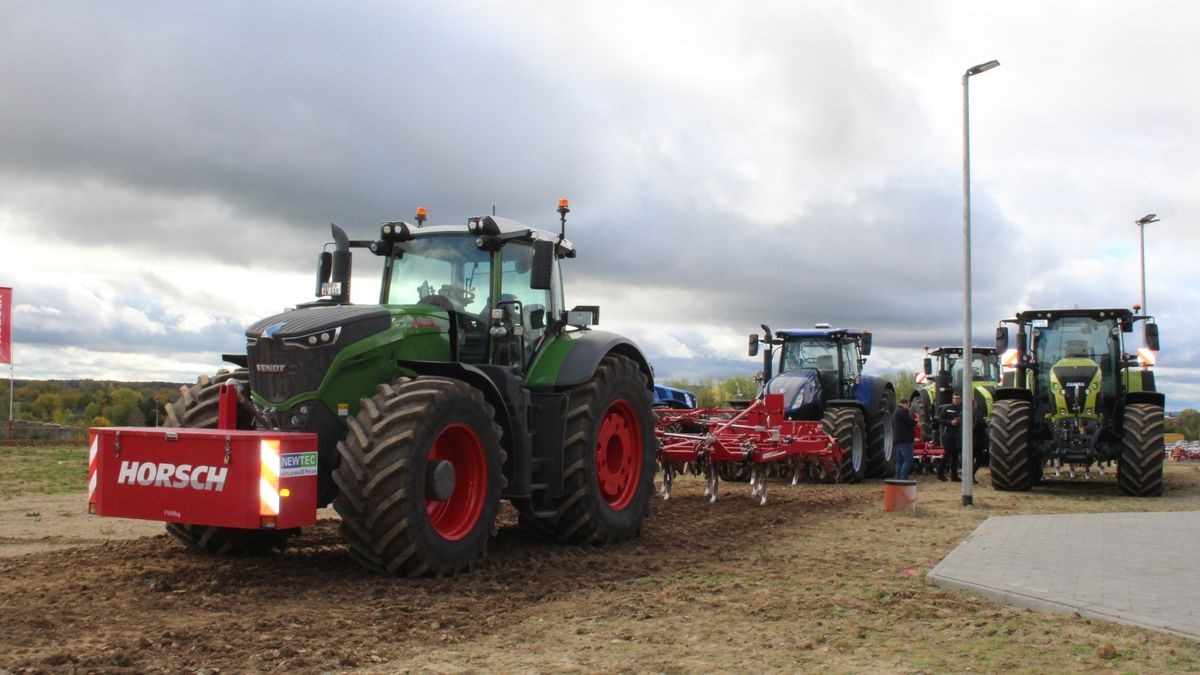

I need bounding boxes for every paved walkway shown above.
[928,511,1200,640]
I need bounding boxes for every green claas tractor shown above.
[989,308,1164,495]
[163,202,658,575]
[910,346,1000,469]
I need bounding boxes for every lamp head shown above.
[1136,213,1159,226]
[966,60,1000,76]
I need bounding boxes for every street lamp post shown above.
[1136,213,1159,319]
[961,59,999,507]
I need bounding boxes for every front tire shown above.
[864,388,896,479]
[822,407,865,483]
[164,369,293,556]
[521,354,656,544]
[988,399,1036,491]
[1117,403,1165,497]
[333,378,503,576]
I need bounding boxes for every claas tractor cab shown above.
[910,346,1000,468]
[988,307,1164,495]
[749,324,895,481]
[89,201,659,576]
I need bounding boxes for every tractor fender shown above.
[825,399,867,416]
[1124,391,1166,408]
[395,359,516,447]
[992,386,1034,404]
[852,376,892,412]
[527,330,654,389]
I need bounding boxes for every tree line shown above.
[0,379,182,429]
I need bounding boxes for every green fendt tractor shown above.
[989,308,1164,495]
[910,346,1000,469]
[165,202,658,575]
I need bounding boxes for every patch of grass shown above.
[0,443,88,496]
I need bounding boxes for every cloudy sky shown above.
[2,1,1198,409]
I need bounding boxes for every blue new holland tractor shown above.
[749,324,896,481]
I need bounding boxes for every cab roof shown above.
[776,328,868,340]
[407,216,575,253]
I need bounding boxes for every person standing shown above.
[937,392,964,481]
[892,398,916,480]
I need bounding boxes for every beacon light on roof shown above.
[415,207,427,227]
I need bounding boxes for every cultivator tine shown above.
[660,463,676,500]
[749,465,768,506]
[703,465,719,503]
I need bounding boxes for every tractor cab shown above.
[749,324,874,421]
[921,346,1000,414]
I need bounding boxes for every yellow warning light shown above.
[558,198,569,210]
[280,488,291,498]
[416,207,427,218]
[1001,349,1019,367]
[1137,347,1157,367]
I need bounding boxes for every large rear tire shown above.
[988,399,1036,491]
[519,354,656,544]
[864,388,896,479]
[163,369,293,556]
[822,407,865,483]
[1117,403,1165,497]
[333,377,503,576]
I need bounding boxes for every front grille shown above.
[246,305,390,404]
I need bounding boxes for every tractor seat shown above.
[1065,340,1091,358]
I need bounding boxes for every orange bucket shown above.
[883,479,917,513]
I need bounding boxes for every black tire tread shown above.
[988,399,1036,491]
[332,377,504,576]
[517,354,656,545]
[863,388,896,479]
[1117,403,1165,497]
[822,407,865,484]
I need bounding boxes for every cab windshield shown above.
[944,351,1000,386]
[781,339,838,373]
[385,235,491,315]
[1034,316,1120,399]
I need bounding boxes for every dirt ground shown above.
[3,465,1200,673]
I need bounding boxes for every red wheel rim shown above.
[595,399,642,510]
[425,423,487,541]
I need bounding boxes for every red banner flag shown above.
[0,287,11,365]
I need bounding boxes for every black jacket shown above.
[892,406,916,444]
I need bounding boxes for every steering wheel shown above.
[417,295,454,312]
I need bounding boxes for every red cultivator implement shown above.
[655,392,846,505]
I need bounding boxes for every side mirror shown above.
[316,251,332,296]
[748,334,760,357]
[923,357,933,376]
[995,326,1009,353]
[860,332,872,356]
[531,240,553,290]
[1145,323,1160,351]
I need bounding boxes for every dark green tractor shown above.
[165,202,658,575]
[989,308,1164,496]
